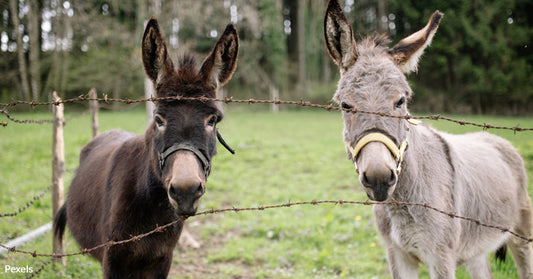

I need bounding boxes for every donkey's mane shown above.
[158,53,218,99]
[356,33,392,56]
[176,54,200,83]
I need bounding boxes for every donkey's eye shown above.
[154,115,165,127]
[395,97,406,109]
[207,116,217,127]
[341,102,353,110]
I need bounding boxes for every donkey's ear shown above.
[142,17,174,87]
[200,23,239,88]
[324,0,358,73]
[390,11,443,73]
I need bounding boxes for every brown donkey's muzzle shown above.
[168,182,205,216]
[165,150,207,216]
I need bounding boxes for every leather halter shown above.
[348,133,408,175]
[157,130,234,179]
[158,143,211,178]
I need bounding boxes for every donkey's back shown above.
[78,130,136,165]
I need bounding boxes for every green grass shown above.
[1,106,532,278]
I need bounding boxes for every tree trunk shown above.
[284,0,297,90]
[59,10,71,96]
[9,0,31,101]
[377,0,387,33]
[284,0,306,98]
[296,0,306,97]
[28,0,42,101]
[52,0,66,96]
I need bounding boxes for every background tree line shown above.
[0,0,531,114]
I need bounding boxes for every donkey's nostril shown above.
[389,170,397,186]
[195,184,205,198]
[169,186,177,197]
[360,168,397,189]
[361,173,370,188]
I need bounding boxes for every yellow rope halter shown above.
[347,133,408,175]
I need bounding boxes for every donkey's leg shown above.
[102,251,129,279]
[465,255,493,279]
[140,254,173,279]
[508,206,533,279]
[508,239,533,279]
[386,246,419,279]
[374,206,420,278]
[426,265,455,279]
[425,252,456,279]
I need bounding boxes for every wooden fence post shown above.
[270,85,279,113]
[51,91,66,266]
[89,88,99,138]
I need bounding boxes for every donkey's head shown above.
[142,18,238,216]
[324,0,442,201]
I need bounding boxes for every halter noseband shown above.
[158,143,211,178]
[157,130,234,178]
[348,133,408,175]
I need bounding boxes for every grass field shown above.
[1,105,532,278]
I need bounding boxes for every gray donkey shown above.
[324,0,533,278]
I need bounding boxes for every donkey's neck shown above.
[394,124,455,206]
[142,125,168,199]
[115,130,177,225]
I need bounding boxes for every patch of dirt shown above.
[168,216,254,279]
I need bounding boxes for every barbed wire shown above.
[0,109,54,125]
[0,109,91,127]
[64,109,89,122]
[0,216,186,259]
[1,95,531,273]
[0,199,531,261]
[0,184,52,218]
[194,199,533,243]
[25,258,53,279]
[1,96,531,132]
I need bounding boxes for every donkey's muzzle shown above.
[169,183,205,216]
[360,168,397,202]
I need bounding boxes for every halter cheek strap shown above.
[347,133,408,175]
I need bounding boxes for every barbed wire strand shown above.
[25,258,53,279]
[0,184,52,218]
[0,199,531,261]
[1,96,531,132]
[0,109,54,125]
[0,109,91,127]
[1,96,531,264]
[0,217,186,259]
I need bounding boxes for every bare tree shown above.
[284,0,307,97]
[296,0,306,95]
[9,0,31,100]
[377,0,387,32]
[28,0,41,100]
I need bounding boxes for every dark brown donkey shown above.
[54,18,238,278]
